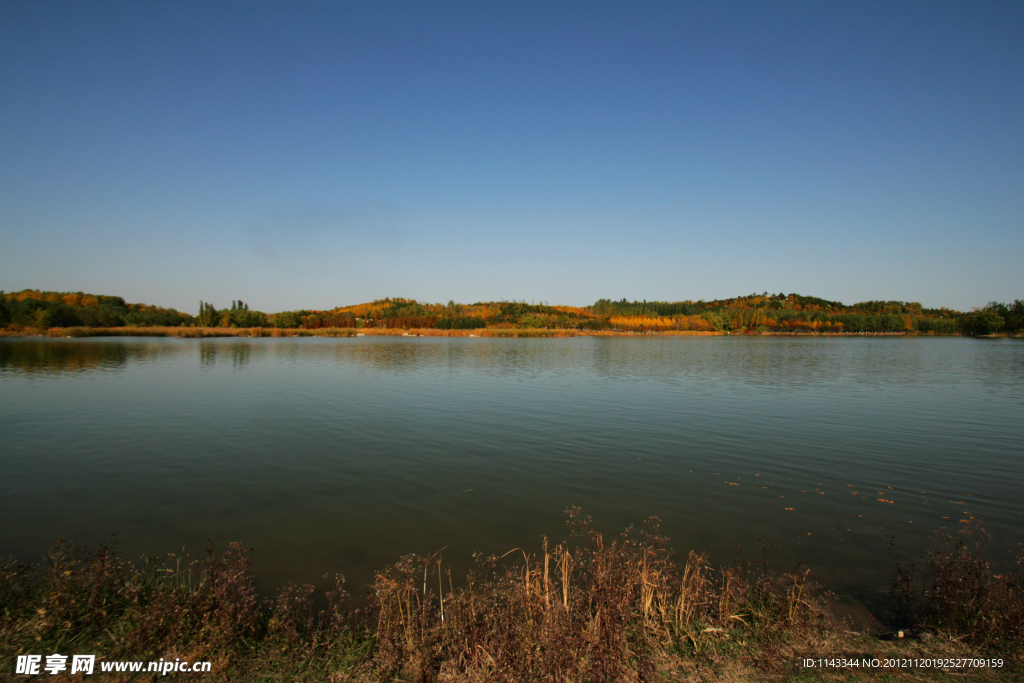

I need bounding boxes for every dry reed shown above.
[2,513,1020,681]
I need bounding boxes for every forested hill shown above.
[587,294,1011,334]
[0,290,191,328]
[2,289,1021,336]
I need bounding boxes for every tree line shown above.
[0,290,189,328]
[2,290,1021,335]
[587,294,1021,335]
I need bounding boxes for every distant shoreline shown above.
[7,289,1018,336]
[2,325,1009,339]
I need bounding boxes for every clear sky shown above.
[2,1,1021,313]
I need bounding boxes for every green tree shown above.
[273,311,303,329]
[197,301,220,327]
[960,309,1005,336]
[701,311,728,331]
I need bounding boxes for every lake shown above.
[2,335,1022,615]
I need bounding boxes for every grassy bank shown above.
[1,326,612,338]
[1,325,976,339]
[1,514,1020,682]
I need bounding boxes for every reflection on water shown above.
[10,335,1012,392]
[0,339,134,374]
[1,335,1022,612]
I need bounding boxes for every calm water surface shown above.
[2,336,1022,611]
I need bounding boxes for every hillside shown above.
[2,290,1021,336]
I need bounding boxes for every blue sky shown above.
[2,0,1021,312]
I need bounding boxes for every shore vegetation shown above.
[1,513,1020,681]
[3,290,1023,338]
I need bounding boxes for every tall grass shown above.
[7,326,942,339]
[0,538,363,679]
[25,326,576,339]
[366,510,828,682]
[2,513,1020,680]
[889,515,1024,652]
[39,326,358,338]
[481,328,575,338]
[0,513,836,682]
